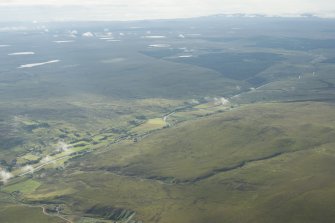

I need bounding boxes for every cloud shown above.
[22,165,34,174]
[82,32,94,37]
[0,0,334,21]
[57,141,72,152]
[0,0,126,5]
[0,168,13,184]
[41,156,51,163]
[0,26,29,31]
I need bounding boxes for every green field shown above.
[3,179,41,194]
[7,102,331,223]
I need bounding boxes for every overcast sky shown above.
[0,0,334,21]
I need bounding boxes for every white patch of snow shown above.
[100,37,114,40]
[148,44,170,48]
[179,55,193,58]
[53,40,74,43]
[142,35,166,39]
[18,60,60,69]
[8,52,35,56]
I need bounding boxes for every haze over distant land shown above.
[0,0,334,21]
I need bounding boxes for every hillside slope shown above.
[20,101,335,223]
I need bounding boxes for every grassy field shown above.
[0,205,65,223]
[80,102,335,181]
[3,179,41,194]
[11,101,333,223]
[132,118,167,133]
[0,192,64,223]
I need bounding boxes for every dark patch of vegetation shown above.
[322,58,335,63]
[181,152,284,183]
[135,115,146,120]
[23,123,50,132]
[250,36,335,50]
[247,76,267,86]
[86,205,135,221]
[170,52,283,80]
[0,138,24,150]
